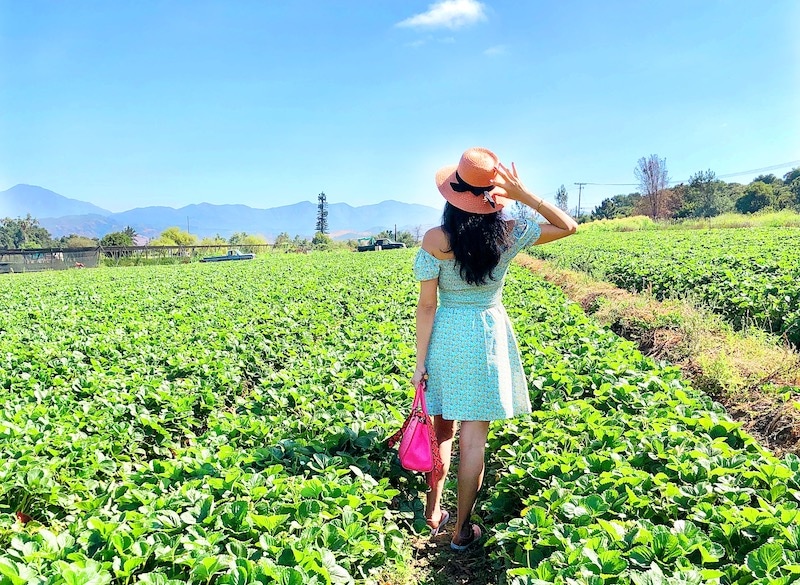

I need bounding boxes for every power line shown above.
[582,182,638,186]
[715,160,800,180]
[570,158,800,198]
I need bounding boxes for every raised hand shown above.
[492,162,532,202]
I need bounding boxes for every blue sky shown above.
[1,0,798,214]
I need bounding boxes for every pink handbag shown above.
[388,381,443,489]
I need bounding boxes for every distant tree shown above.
[663,183,688,218]
[771,183,795,210]
[227,232,266,247]
[607,193,641,217]
[312,231,332,250]
[123,226,137,239]
[100,231,134,247]
[149,227,197,246]
[784,168,800,206]
[412,225,424,244]
[273,232,291,247]
[753,173,780,185]
[240,234,267,246]
[292,235,311,251]
[675,170,729,218]
[199,235,227,246]
[735,182,773,214]
[717,182,745,211]
[784,168,800,186]
[377,229,416,247]
[228,232,247,246]
[634,155,670,218]
[591,198,619,221]
[62,235,98,248]
[396,231,417,247]
[161,227,197,246]
[511,201,532,222]
[0,215,54,249]
[555,185,569,213]
[316,192,329,234]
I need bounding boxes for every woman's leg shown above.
[426,415,456,526]
[453,420,490,543]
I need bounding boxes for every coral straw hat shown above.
[435,147,511,214]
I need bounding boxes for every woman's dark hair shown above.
[441,202,512,286]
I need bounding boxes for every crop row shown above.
[1,251,800,584]
[0,255,419,584]
[524,227,800,345]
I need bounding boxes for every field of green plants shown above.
[2,251,800,584]
[525,227,800,345]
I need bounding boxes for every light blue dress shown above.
[412,218,542,421]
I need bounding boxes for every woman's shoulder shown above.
[423,227,454,260]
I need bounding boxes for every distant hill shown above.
[1,184,442,241]
[0,184,112,218]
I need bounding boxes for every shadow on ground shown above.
[409,529,495,585]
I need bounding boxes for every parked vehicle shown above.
[356,237,406,252]
[201,249,255,262]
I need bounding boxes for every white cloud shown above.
[484,44,508,56]
[397,0,487,30]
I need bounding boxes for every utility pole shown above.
[574,183,587,218]
[187,216,190,235]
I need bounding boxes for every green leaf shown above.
[321,550,354,585]
[746,542,785,578]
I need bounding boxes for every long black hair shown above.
[441,202,513,286]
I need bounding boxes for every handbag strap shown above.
[413,381,428,416]
[386,380,445,489]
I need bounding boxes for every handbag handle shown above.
[412,380,428,416]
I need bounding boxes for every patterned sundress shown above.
[412,218,542,421]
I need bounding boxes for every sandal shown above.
[426,509,451,537]
[450,522,482,551]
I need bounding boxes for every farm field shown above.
[1,251,800,584]
[524,227,800,346]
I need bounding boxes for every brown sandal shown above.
[426,509,451,537]
[450,522,482,551]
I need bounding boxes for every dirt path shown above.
[409,533,494,585]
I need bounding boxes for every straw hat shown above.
[435,147,511,214]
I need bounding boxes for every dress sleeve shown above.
[412,248,441,281]
[510,218,542,253]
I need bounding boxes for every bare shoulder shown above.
[422,227,453,260]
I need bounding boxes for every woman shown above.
[411,147,577,550]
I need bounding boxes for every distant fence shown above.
[100,244,281,265]
[0,247,101,273]
[0,244,301,273]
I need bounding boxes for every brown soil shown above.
[407,529,494,585]
[515,255,800,458]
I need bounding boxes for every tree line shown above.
[0,217,421,253]
[589,157,800,221]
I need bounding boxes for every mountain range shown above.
[0,184,443,241]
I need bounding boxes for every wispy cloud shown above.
[397,0,487,30]
[483,44,508,56]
